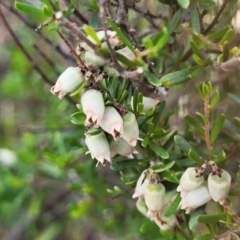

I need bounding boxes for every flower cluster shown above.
[82,89,141,165]
[133,170,177,231]
[177,164,231,214]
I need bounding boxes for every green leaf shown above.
[83,25,101,45]
[164,193,181,217]
[190,3,200,34]
[151,161,175,173]
[210,113,225,143]
[153,27,169,51]
[176,232,186,240]
[189,209,205,230]
[184,114,204,134]
[174,136,201,163]
[149,141,169,159]
[142,137,150,147]
[177,0,190,8]
[210,90,220,109]
[159,66,201,87]
[219,28,234,45]
[168,8,183,34]
[140,220,156,233]
[207,26,231,40]
[212,150,226,164]
[15,2,42,14]
[188,149,202,164]
[144,69,161,86]
[42,5,52,17]
[190,41,204,61]
[106,18,135,52]
[110,160,148,171]
[193,234,213,240]
[150,129,167,139]
[35,223,62,240]
[197,213,226,223]
[196,112,207,123]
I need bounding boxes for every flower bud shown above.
[85,130,111,165]
[177,167,204,197]
[51,67,85,99]
[81,89,105,126]
[110,137,138,159]
[180,184,212,214]
[131,96,159,112]
[84,51,106,67]
[132,169,151,199]
[208,169,231,204]
[99,106,123,139]
[136,198,148,217]
[144,174,165,212]
[122,112,141,147]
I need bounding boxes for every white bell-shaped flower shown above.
[144,174,166,212]
[132,169,151,199]
[99,106,123,139]
[84,51,106,67]
[51,67,85,99]
[110,137,138,159]
[130,96,159,112]
[116,47,136,68]
[177,167,204,197]
[122,112,141,147]
[85,131,111,165]
[180,184,212,214]
[208,169,231,204]
[81,89,105,126]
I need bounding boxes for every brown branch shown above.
[0,2,74,62]
[0,5,76,106]
[215,56,240,71]
[204,98,212,151]
[105,185,135,202]
[55,12,97,51]
[203,0,229,34]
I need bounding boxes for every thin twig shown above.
[204,98,212,151]
[57,30,86,67]
[0,2,74,62]
[105,185,135,202]
[55,12,97,51]
[203,0,229,34]
[0,5,76,106]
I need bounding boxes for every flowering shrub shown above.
[1,0,240,239]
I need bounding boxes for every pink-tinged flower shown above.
[110,137,138,159]
[99,106,123,139]
[85,131,111,165]
[208,169,231,204]
[122,112,141,147]
[180,184,212,214]
[51,67,84,99]
[177,167,204,197]
[132,169,151,199]
[81,89,105,126]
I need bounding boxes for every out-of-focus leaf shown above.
[176,232,187,240]
[151,161,175,172]
[210,114,225,143]
[196,112,207,123]
[83,25,101,45]
[229,188,240,196]
[144,69,161,86]
[115,52,138,68]
[190,3,200,33]
[35,223,62,240]
[168,8,183,34]
[193,234,213,240]
[110,159,148,171]
[159,66,201,86]
[207,26,231,40]
[15,2,42,14]
[149,141,169,159]
[219,29,234,45]
[177,0,190,8]
[184,114,204,134]
[189,209,205,230]
[164,193,181,217]
[190,41,204,61]
[153,27,169,51]
[197,213,226,223]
